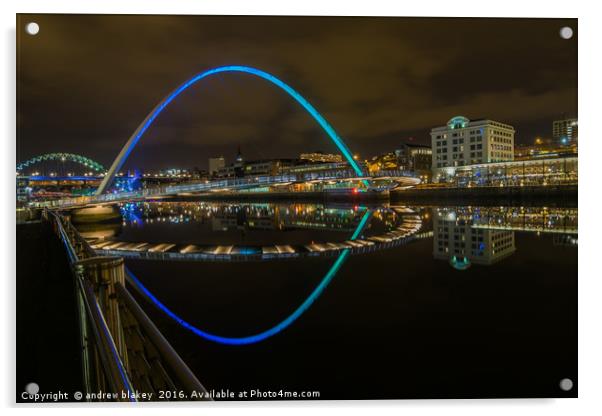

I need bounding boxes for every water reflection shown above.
[432,206,577,270]
[81,202,578,267]
[75,221,122,240]
[125,210,373,345]
[433,207,516,269]
[87,202,423,262]
[118,201,398,233]
[73,201,577,397]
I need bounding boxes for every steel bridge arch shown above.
[96,65,364,195]
[16,152,106,173]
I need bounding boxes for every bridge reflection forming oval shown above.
[119,207,422,345]
[125,210,372,345]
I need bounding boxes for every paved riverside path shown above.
[16,221,83,402]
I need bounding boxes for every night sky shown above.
[17,14,577,171]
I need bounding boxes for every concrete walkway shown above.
[16,221,83,402]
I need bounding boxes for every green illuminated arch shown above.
[16,153,106,173]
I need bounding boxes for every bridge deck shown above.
[31,170,420,209]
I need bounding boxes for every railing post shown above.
[73,257,129,370]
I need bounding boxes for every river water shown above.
[77,200,577,399]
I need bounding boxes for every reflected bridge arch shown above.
[125,209,373,345]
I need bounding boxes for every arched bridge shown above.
[96,65,367,195]
[17,152,106,173]
[29,66,420,209]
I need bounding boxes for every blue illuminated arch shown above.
[96,65,364,195]
[125,209,372,345]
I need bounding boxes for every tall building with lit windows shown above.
[208,157,225,176]
[431,116,515,173]
[552,118,578,146]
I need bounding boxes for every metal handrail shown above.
[47,209,135,401]
[45,209,210,401]
[115,282,209,398]
[78,277,137,399]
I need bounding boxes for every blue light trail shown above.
[126,209,372,345]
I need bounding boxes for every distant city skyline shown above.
[17,15,577,171]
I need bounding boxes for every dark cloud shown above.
[17,14,577,170]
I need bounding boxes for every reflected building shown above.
[553,234,578,247]
[209,204,368,233]
[433,207,516,269]
[211,207,275,231]
[127,201,390,234]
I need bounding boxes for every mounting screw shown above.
[559,378,574,391]
[25,382,39,394]
[559,26,573,40]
